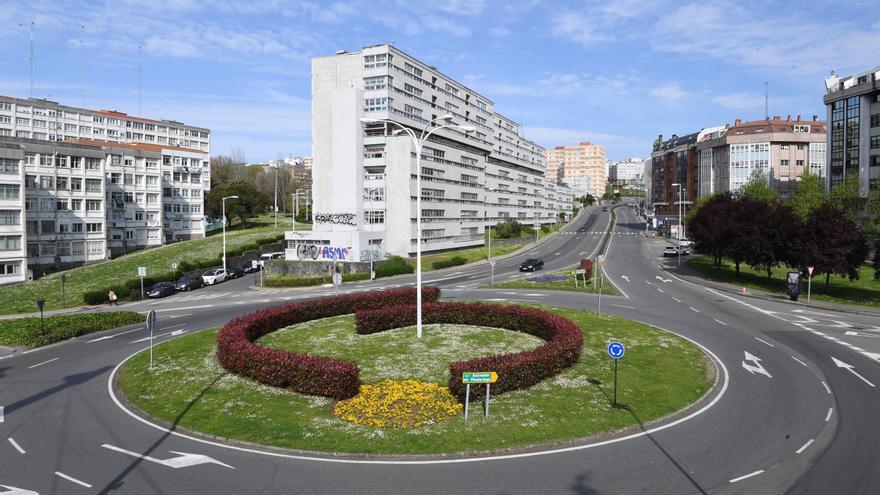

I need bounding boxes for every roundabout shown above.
[115,288,715,457]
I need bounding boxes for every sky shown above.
[0,0,878,162]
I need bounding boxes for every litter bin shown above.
[786,271,802,301]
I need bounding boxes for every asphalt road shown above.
[1,201,879,494]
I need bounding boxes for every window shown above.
[72,223,83,233]
[363,75,389,90]
[71,242,84,256]
[364,210,385,224]
[56,177,68,190]
[404,62,423,77]
[124,173,133,185]
[40,220,55,234]
[422,188,444,198]
[781,159,790,167]
[0,158,18,174]
[780,144,789,150]
[26,221,38,234]
[363,53,389,68]
[70,178,82,191]
[793,125,811,133]
[796,160,804,167]
[475,100,487,110]
[87,241,103,254]
[70,156,81,168]
[56,200,69,211]
[0,261,20,276]
[0,184,19,199]
[404,83,422,97]
[86,200,101,211]
[0,210,19,225]
[146,159,157,168]
[365,97,389,112]
[444,83,459,95]
[71,199,82,211]
[872,136,880,149]
[16,117,29,126]
[404,104,422,117]
[872,155,880,168]
[146,175,158,186]
[57,241,70,256]
[364,187,385,201]
[461,192,478,200]
[147,193,158,205]
[85,179,101,191]
[86,157,101,169]
[86,222,102,233]
[421,209,444,217]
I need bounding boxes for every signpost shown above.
[332,271,342,296]
[596,255,605,315]
[573,268,586,288]
[36,299,45,336]
[489,259,497,285]
[146,310,157,371]
[138,266,147,299]
[462,371,498,420]
[806,265,814,303]
[60,274,66,307]
[607,342,625,407]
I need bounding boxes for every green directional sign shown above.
[463,371,498,384]
[575,269,587,274]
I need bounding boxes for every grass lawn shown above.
[0,311,144,347]
[420,242,526,272]
[118,305,711,455]
[491,269,620,295]
[688,256,880,307]
[0,223,287,316]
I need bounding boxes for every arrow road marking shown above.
[87,335,115,343]
[0,484,39,495]
[742,351,772,378]
[102,444,235,469]
[655,275,672,283]
[831,357,875,387]
[845,331,880,338]
[621,275,630,282]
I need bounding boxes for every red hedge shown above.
[216,287,441,400]
[355,302,583,402]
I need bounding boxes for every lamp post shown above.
[360,115,475,339]
[273,164,278,228]
[222,195,239,272]
[671,183,683,267]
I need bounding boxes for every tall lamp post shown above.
[222,195,239,272]
[671,183,683,267]
[360,115,475,339]
[292,189,309,232]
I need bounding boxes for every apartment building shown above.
[824,68,880,194]
[697,116,827,199]
[0,141,25,283]
[607,157,644,186]
[545,142,607,197]
[650,132,702,230]
[288,44,572,262]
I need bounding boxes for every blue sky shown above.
[0,0,877,162]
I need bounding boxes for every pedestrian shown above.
[108,290,118,307]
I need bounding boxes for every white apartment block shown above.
[607,157,644,185]
[545,142,607,197]
[0,96,210,284]
[0,142,26,283]
[287,44,573,262]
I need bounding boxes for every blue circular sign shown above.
[607,342,625,359]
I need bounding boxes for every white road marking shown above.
[714,319,727,326]
[831,356,875,387]
[729,470,764,483]
[621,275,630,282]
[822,381,831,394]
[795,439,814,454]
[54,472,92,488]
[656,288,664,293]
[742,351,772,378]
[86,335,115,343]
[672,297,681,303]
[825,407,833,422]
[27,357,59,369]
[644,280,653,286]
[151,304,215,312]
[689,306,700,313]
[611,304,636,309]
[8,437,25,454]
[754,337,774,347]
[102,443,234,469]
[791,356,808,367]
[0,406,3,422]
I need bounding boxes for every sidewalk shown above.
[0,302,127,321]
[664,259,880,318]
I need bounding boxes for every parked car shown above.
[663,245,689,257]
[519,258,544,271]
[678,237,692,248]
[602,207,608,212]
[259,252,285,263]
[174,275,204,291]
[242,261,261,273]
[147,281,176,298]
[227,266,245,279]
[202,268,227,285]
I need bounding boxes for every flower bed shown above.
[216,287,441,400]
[334,379,462,428]
[355,302,583,402]
[527,275,569,283]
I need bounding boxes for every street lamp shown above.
[360,114,475,339]
[671,183,683,267]
[222,195,239,272]
[292,189,309,232]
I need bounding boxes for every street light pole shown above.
[273,165,278,228]
[222,195,239,273]
[360,115,475,339]
[671,183,683,267]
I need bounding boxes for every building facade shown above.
[607,157,644,186]
[824,68,880,194]
[697,117,826,200]
[0,142,25,283]
[545,142,606,197]
[650,132,701,231]
[287,44,573,262]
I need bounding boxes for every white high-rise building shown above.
[286,44,573,262]
[607,157,644,185]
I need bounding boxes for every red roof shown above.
[64,138,206,155]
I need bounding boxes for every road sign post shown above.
[607,342,625,407]
[36,299,45,335]
[61,274,66,307]
[596,256,605,315]
[138,266,147,299]
[574,268,586,288]
[462,371,498,420]
[332,271,342,296]
[489,259,497,285]
[806,265,814,303]
[146,309,157,371]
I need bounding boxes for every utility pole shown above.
[764,81,768,120]
[273,164,278,228]
[80,24,85,107]
[137,45,142,115]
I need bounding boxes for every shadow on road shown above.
[97,373,226,494]
[5,366,113,416]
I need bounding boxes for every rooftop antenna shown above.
[763,81,768,120]
[80,24,85,107]
[137,44,142,115]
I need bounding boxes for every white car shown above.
[202,268,227,285]
[678,238,692,248]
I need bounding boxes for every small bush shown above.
[578,259,593,279]
[0,311,145,347]
[355,302,583,402]
[83,290,108,305]
[494,219,524,239]
[264,272,370,287]
[216,287,441,399]
[376,256,414,278]
[431,256,467,270]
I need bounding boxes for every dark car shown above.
[227,267,245,279]
[147,281,176,298]
[602,207,608,212]
[242,261,261,273]
[519,258,544,271]
[174,275,203,291]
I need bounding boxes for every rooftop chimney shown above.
[786,115,791,122]
[773,116,782,121]
[796,115,801,122]
[812,115,819,121]
[735,119,742,126]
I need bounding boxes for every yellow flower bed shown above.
[334,379,463,429]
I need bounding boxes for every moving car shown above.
[678,237,692,248]
[202,268,227,285]
[174,275,203,291]
[519,258,544,271]
[147,281,176,298]
[258,252,285,263]
[602,207,608,212]
[227,266,245,279]
[663,245,689,257]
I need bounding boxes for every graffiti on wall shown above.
[296,244,320,260]
[360,248,383,262]
[295,244,350,261]
[321,246,350,260]
[314,212,357,226]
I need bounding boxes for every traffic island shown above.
[116,291,713,456]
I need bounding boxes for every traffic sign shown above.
[607,342,625,359]
[171,262,179,271]
[332,273,342,285]
[575,269,586,274]
[146,310,157,332]
[138,266,147,277]
[462,371,498,384]
[489,260,497,267]
[806,265,814,276]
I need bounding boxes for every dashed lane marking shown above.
[27,357,59,369]
[55,472,92,488]
[795,439,814,454]
[821,381,831,394]
[754,337,774,347]
[0,406,3,422]
[689,307,700,313]
[714,319,727,326]
[729,470,764,483]
[825,407,833,422]
[791,356,808,367]
[672,297,681,303]
[8,437,25,454]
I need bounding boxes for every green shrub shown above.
[494,219,524,239]
[376,256,414,278]
[431,256,468,270]
[0,311,145,347]
[264,272,371,288]
[83,290,108,305]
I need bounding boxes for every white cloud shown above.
[711,91,763,110]
[144,37,200,58]
[552,12,610,46]
[420,15,472,37]
[649,83,688,103]
[488,26,511,37]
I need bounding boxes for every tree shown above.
[205,181,271,228]
[790,169,826,221]
[686,192,736,270]
[744,202,799,279]
[494,219,524,239]
[791,203,869,287]
[737,169,777,204]
[873,240,880,281]
[828,169,864,219]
